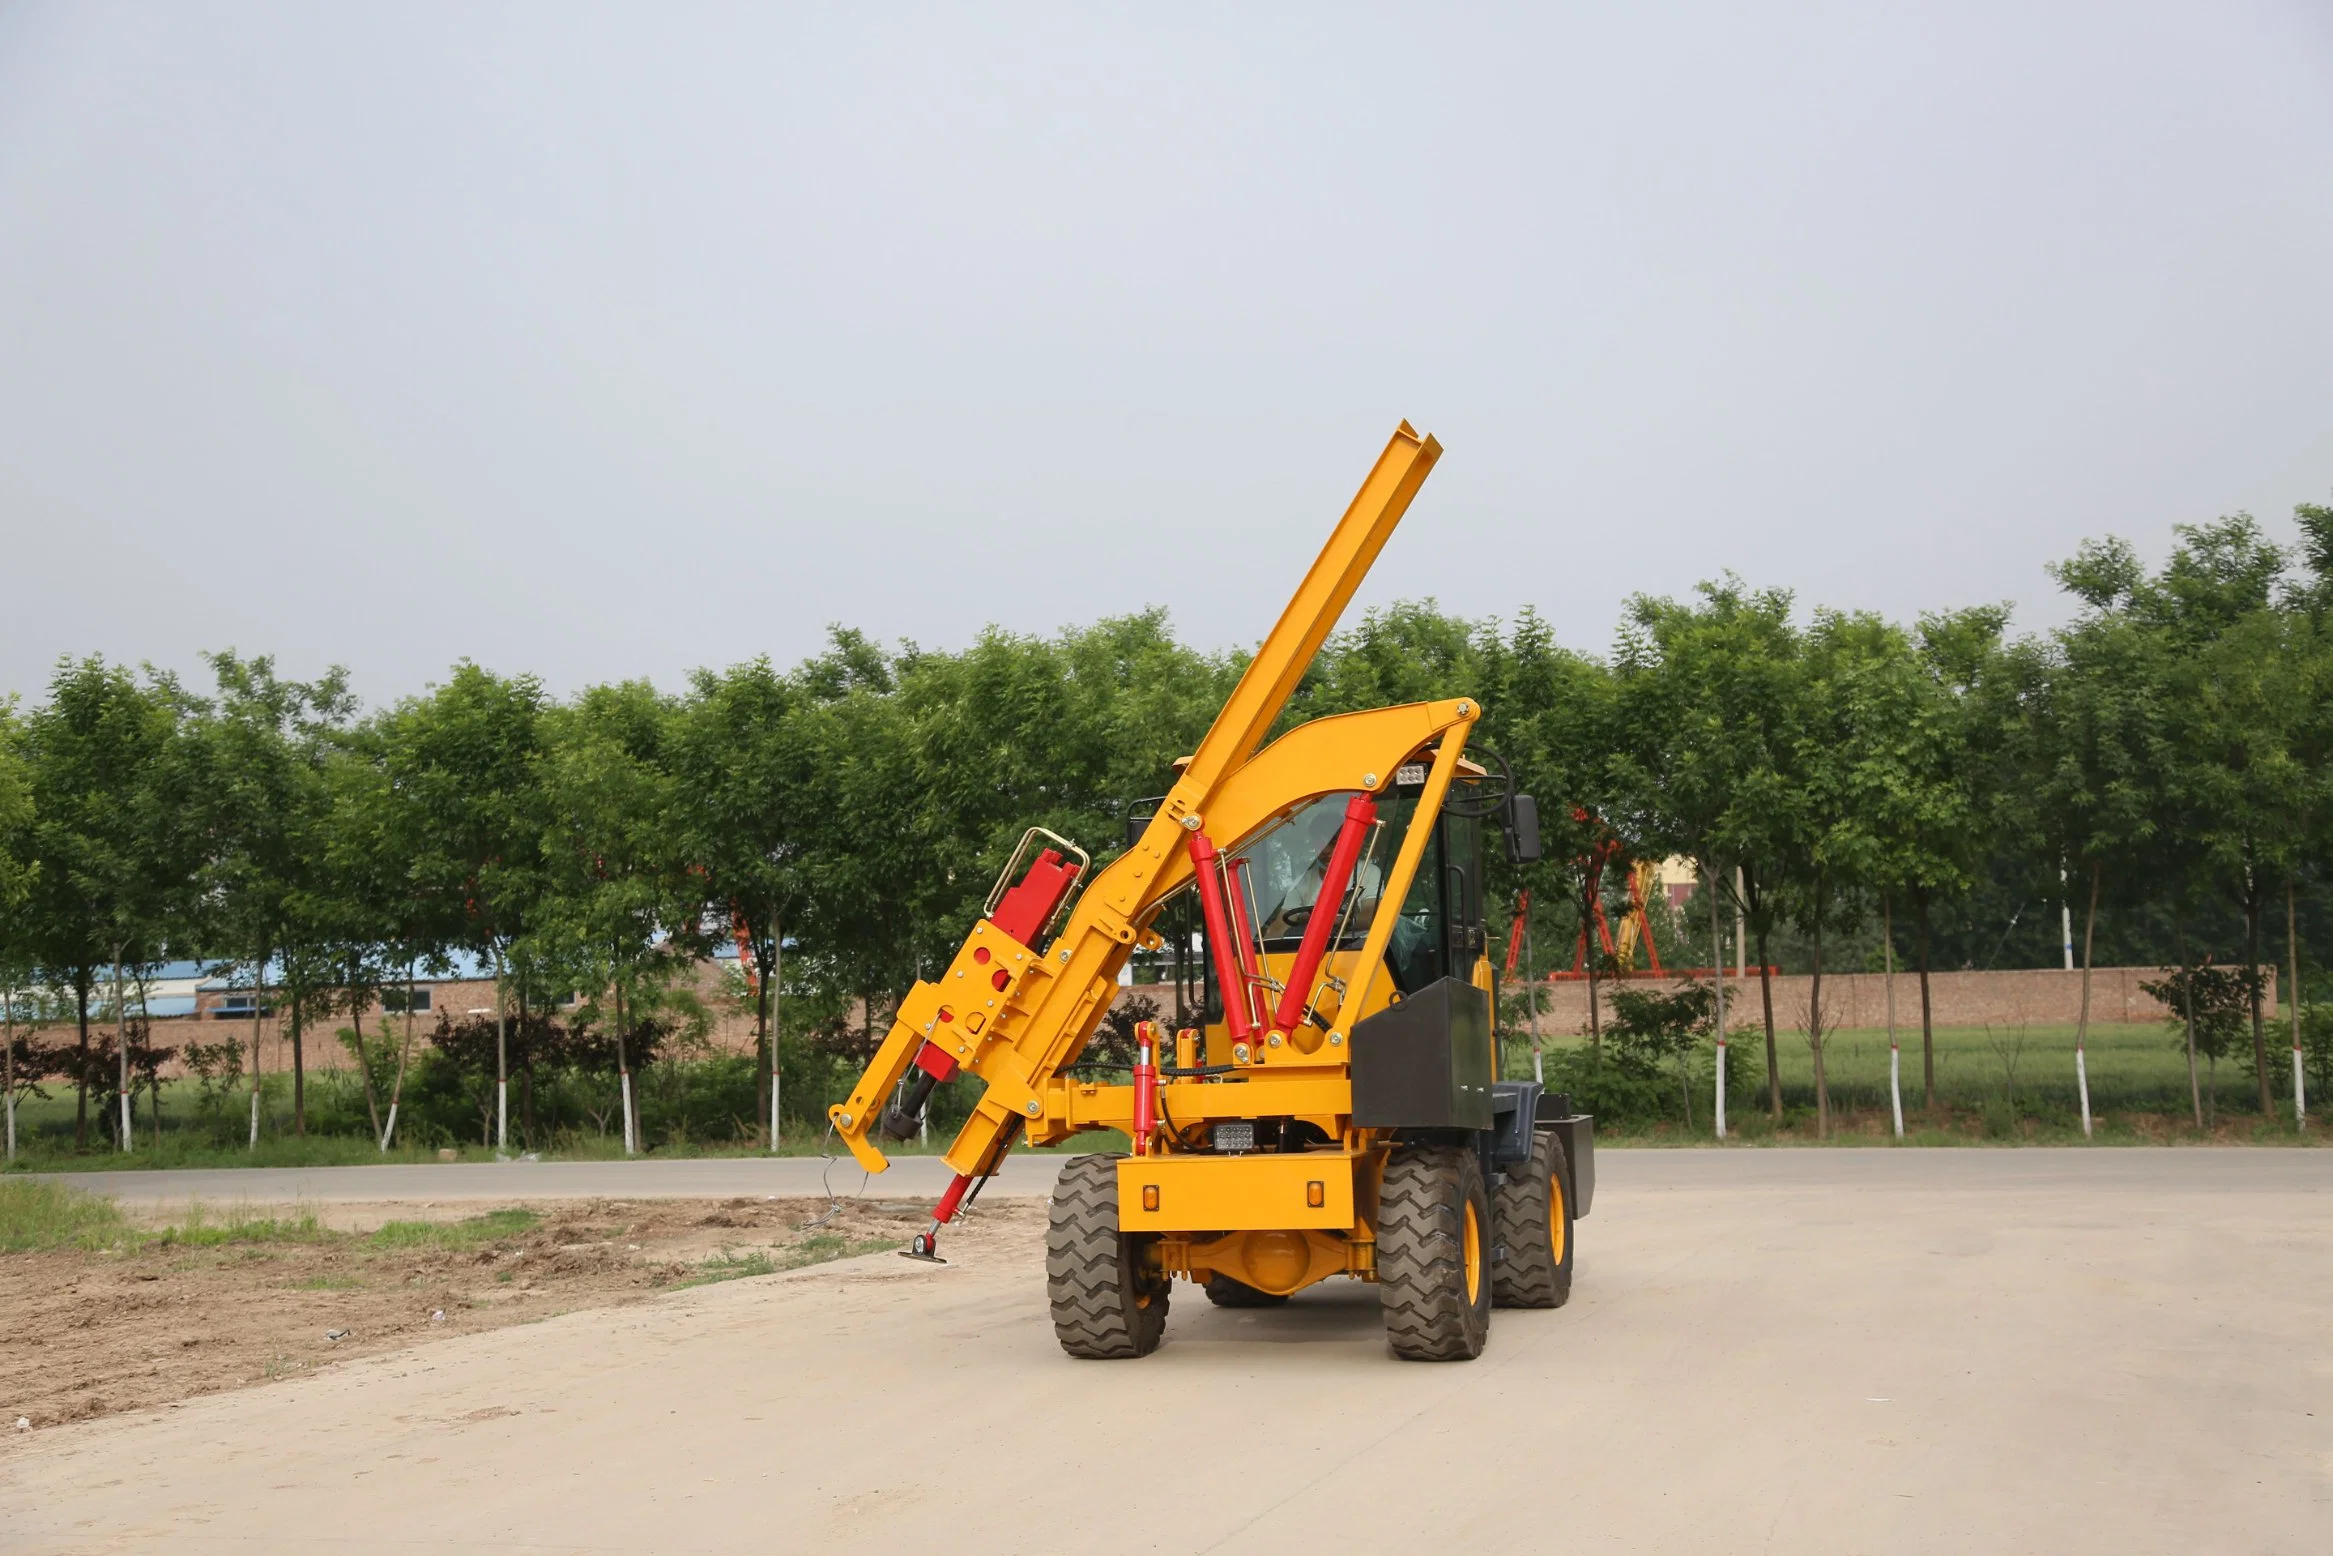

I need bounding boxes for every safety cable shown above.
[807,1120,866,1230]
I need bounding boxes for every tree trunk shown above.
[2075,861,2099,1139]
[73,975,90,1150]
[783,923,793,1143]
[2245,861,2272,1115]
[754,932,774,1149]
[112,947,132,1153]
[1883,894,1902,1139]
[348,964,383,1144]
[290,983,306,1137]
[2177,916,2202,1130]
[1808,905,1830,1139]
[383,962,418,1152]
[1915,891,1936,1112]
[493,944,509,1151]
[2289,877,2307,1129]
[1707,873,1725,1137]
[616,979,634,1156]
[4,985,17,1161]
[518,984,538,1147]
[248,951,267,1149]
[1756,928,1781,1120]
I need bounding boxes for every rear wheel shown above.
[1203,1273,1289,1308]
[1492,1126,1573,1308]
[1377,1145,1492,1361]
[1047,1154,1169,1359]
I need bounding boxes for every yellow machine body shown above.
[829,422,1510,1301]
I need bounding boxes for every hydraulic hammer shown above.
[827,421,1443,1256]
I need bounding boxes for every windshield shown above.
[1234,791,1404,953]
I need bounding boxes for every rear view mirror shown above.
[1506,794,1542,863]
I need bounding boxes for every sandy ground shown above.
[0,1195,1002,1441]
[2,1151,2329,1554]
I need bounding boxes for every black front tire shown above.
[1047,1154,1169,1359]
[1492,1125,1574,1308]
[1377,1144,1492,1361]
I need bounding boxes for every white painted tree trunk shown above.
[493,946,509,1152]
[1884,896,1902,1139]
[380,1101,399,1153]
[783,923,793,1157]
[1709,865,1726,1140]
[620,1071,636,1156]
[2075,864,2098,1140]
[2290,881,2307,1130]
[112,952,132,1154]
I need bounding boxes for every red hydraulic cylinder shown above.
[931,1171,975,1226]
[1187,831,1255,1044]
[1226,857,1264,1028]
[1130,1022,1158,1156]
[1273,793,1377,1033]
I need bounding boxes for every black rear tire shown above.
[1492,1126,1574,1308]
[1047,1154,1169,1359]
[1203,1273,1290,1308]
[1377,1145,1492,1361]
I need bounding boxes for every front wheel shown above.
[1492,1126,1573,1308]
[1047,1155,1169,1359]
[1377,1145,1492,1361]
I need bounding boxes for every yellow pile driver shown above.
[829,423,1595,1361]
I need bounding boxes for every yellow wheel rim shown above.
[1549,1169,1567,1265]
[1462,1199,1483,1304]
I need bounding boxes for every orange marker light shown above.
[1306,1180,1325,1208]
[1142,1185,1160,1212]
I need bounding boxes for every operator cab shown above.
[1133,748,1540,1059]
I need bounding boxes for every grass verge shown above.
[0,1178,131,1252]
[367,1208,541,1250]
[680,1231,892,1288]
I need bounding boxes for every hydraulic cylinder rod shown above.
[1272,792,1377,1033]
[1187,830,1255,1045]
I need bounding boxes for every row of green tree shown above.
[2,500,2327,1152]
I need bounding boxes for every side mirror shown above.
[1506,794,1542,864]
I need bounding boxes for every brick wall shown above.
[1124,966,2279,1038]
[1520,965,2278,1037]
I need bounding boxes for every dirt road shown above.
[4,1150,2327,1553]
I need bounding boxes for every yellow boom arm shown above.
[827,423,1444,1185]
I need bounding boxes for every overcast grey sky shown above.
[3,2,2330,707]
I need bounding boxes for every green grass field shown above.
[1521,1018,2319,1143]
